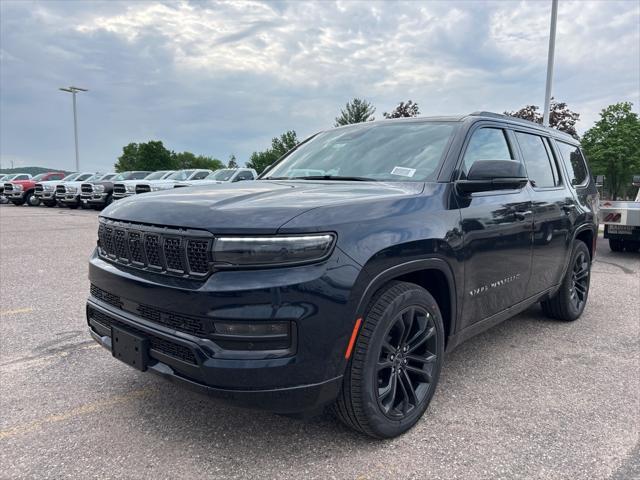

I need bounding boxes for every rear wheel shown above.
[609,238,623,252]
[541,240,591,321]
[333,281,444,438]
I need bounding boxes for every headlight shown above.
[14,184,23,191]
[126,184,135,192]
[212,234,336,268]
[94,184,105,193]
[66,186,77,193]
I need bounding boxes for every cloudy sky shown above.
[1,0,638,172]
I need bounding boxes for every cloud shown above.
[0,0,638,172]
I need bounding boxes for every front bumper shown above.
[83,193,110,205]
[7,191,25,200]
[35,190,56,199]
[87,249,362,413]
[112,192,135,200]
[56,193,80,204]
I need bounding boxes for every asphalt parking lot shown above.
[0,204,638,480]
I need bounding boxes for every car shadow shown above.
[112,300,583,467]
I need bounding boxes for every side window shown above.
[192,171,209,180]
[556,141,588,186]
[462,128,513,175]
[515,132,558,188]
[236,171,253,181]
[17,174,30,180]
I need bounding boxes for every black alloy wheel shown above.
[541,240,591,321]
[569,250,589,312]
[376,306,438,419]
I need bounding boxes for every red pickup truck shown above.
[4,172,66,206]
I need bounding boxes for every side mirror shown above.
[595,175,605,187]
[456,160,528,194]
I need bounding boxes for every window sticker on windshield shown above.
[391,166,416,177]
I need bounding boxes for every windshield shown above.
[144,170,171,180]
[61,173,79,181]
[99,173,116,181]
[207,169,235,181]
[168,170,194,181]
[32,173,47,181]
[75,173,94,181]
[111,172,128,181]
[264,121,457,182]
[2,174,17,180]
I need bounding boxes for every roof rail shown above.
[467,111,575,140]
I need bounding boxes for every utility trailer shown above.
[600,175,640,252]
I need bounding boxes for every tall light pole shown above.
[59,86,88,171]
[542,0,558,127]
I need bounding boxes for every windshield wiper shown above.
[268,175,377,182]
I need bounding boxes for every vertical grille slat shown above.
[186,240,211,275]
[97,219,212,279]
[128,231,145,265]
[163,237,184,272]
[144,234,162,268]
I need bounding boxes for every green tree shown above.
[114,141,178,172]
[334,98,376,126]
[247,130,299,174]
[383,100,420,119]
[227,154,238,169]
[174,151,224,170]
[505,98,580,138]
[581,102,640,200]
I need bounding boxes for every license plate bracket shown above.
[111,325,149,371]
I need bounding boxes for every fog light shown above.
[214,321,289,337]
[212,321,293,352]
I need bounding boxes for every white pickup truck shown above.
[600,176,640,252]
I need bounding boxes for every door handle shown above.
[514,210,532,221]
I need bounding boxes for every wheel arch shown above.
[354,258,458,347]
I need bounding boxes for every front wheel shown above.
[541,240,591,321]
[333,281,444,438]
[43,200,57,207]
[26,192,40,206]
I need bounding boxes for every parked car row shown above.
[1,168,258,209]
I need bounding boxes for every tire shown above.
[333,281,445,438]
[10,199,25,206]
[541,240,591,321]
[43,200,57,207]
[609,239,623,252]
[67,203,79,209]
[25,191,39,206]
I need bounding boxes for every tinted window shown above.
[129,171,151,180]
[16,174,30,180]
[77,174,93,181]
[52,174,65,180]
[237,171,254,181]
[463,128,513,174]
[192,171,209,180]
[264,122,457,182]
[515,132,557,187]
[556,141,588,186]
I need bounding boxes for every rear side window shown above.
[555,141,589,186]
[515,132,559,187]
[462,128,513,174]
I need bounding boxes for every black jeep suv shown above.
[87,112,598,438]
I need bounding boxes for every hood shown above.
[102,180,424,234]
